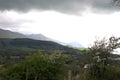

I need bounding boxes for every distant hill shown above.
[0,38,79,53]
[0,38,81,64]
[0,29,51,41]
[0,29,27,38]
[66,41,84,48]
[0,28,83,48]
[0,29,82,64]
[27,34,51,41]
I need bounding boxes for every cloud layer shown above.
[0,0,119,14]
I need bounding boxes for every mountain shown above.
[27,34,50,41]
[0,29,83,48]
[0,38,81,64]
[0,29,51,41]
[0,29,27,38]
[0,29,82,63]
[66,41,83,48]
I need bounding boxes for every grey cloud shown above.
[0,15,33,28]
[90,0,120,13]
[0,0,119,14]
[0,0,87,14]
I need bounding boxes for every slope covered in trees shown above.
[0,38,81,64]
[0,38,79,52]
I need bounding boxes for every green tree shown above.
[0,51,67,80]
[88,36,120,80]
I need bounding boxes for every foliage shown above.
[88,36,120,80]
[0,51,67,80]
[1,36,120,80]
[0,38,81,64]
[0,38,79,53]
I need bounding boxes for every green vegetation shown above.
[87,36,120,80]
[0,51,68,80]
[0,38,79,53]
[0,36,120,80]
[0,38,81,64]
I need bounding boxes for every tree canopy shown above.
[0,51,67,80]
[88,36,120,80]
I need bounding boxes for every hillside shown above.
[0,29,83,48]
[0,38,79,53]
[66,41,83,48]
[0,29,51,41]
[0,29,27,38]
[27,34,50,41]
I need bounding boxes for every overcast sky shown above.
[0,0,120,47]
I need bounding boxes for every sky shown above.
[0,0,120,47]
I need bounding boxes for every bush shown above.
[0,51,67,80]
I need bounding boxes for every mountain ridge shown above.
[0,29,51,41]
[0,28,83,48]
[66,41,84,48]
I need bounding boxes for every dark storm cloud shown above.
[0,0,88,14]
[0,0,119,14]
[91,0,120,13]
